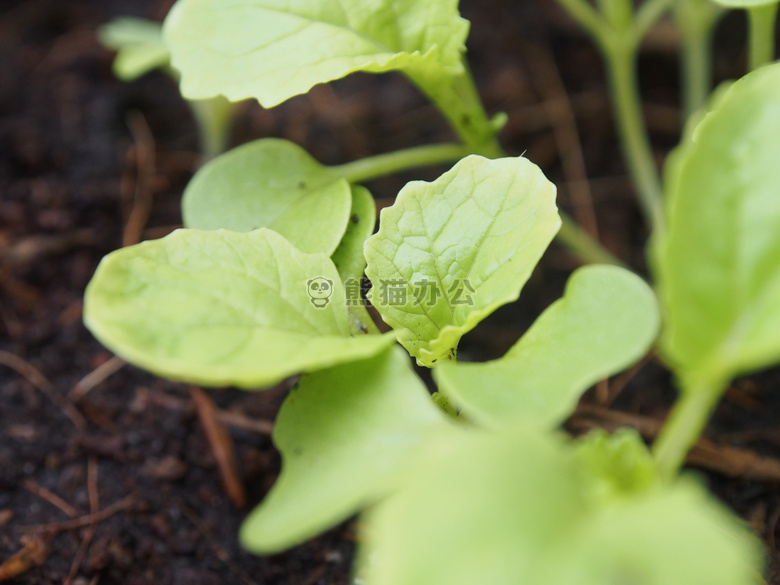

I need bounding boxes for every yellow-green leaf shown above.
[364,155,560,366]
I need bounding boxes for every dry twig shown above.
[69,355,127,401]
[21,480,78,519]
[0,350,85,428]
[190,387,247,508]
[122,110,156,247]
[0,535,51,582]
[524,42,600,240]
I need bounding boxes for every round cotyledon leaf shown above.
[364,155,560,367]
[182,138,352,255]
[434,265,659,429]
[84,228,394,389]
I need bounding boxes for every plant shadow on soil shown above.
[1,0,780,583]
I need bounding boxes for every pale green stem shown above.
[674,0,724,118]
[333,143,472,184]
[556,0,666,232]
[189,96,236,159]
[336,99,623,269]
[602,39,665,232]
[748,3,779,71]
[408,65,504,158]
[634,0,678,38]
[555,0,607,39]
[557,215,626,267]
[652,377,727,481]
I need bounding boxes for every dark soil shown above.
[1,0,779,583]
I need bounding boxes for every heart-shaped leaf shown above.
[240,346,447,553]
[364,155,560,367]
[84,228,394,389]
[434,265,659,429]
[656,62,780,388]
[182,139,352,255]
[163,0,468,107]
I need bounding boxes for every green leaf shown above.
[358,427,587,585]
[84,228,394,389]
[554,479,763,585]
[332,186,378,334]
[331,185,376,284]
[98,17,170,81]
[573,428,658,502]
[240,346,447,554]
[657,62,780,386]
[182,139,352,255]
[163,0,469,107]
[434,265,659,429]
[364,155,560,367]
[359,428,762,585]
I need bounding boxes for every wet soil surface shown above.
[1,0,779,583]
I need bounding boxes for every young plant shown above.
[86,154,690,581]
[85,1,780,584]
[652,61,780,478]
[99,16,235,158]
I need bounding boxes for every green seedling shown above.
[99,16,235,158]
[86,154,671,579]
[85,0,780,583]
[652,62,780,478]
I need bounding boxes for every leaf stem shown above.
[634,0,677,38]
[408,65,504,158]
[602,39,665,232]
[556,0,669,233]
[747,3,779,72]
[555,0,607,39]
[557,215,626,267]
[652,375,727,481]
[333,143,472,184]
[336,144,624,267]
[674,0,723,118]
[189,96,236,159]
[342,56,627,269]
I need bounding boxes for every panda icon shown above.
[307,277,333,308]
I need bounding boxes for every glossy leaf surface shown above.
[241,347,447,553]
[364,155,560,366]
[163,0,468,107]
[84,228,393,389]
[434,265,659,429]
[182,139,352,255]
